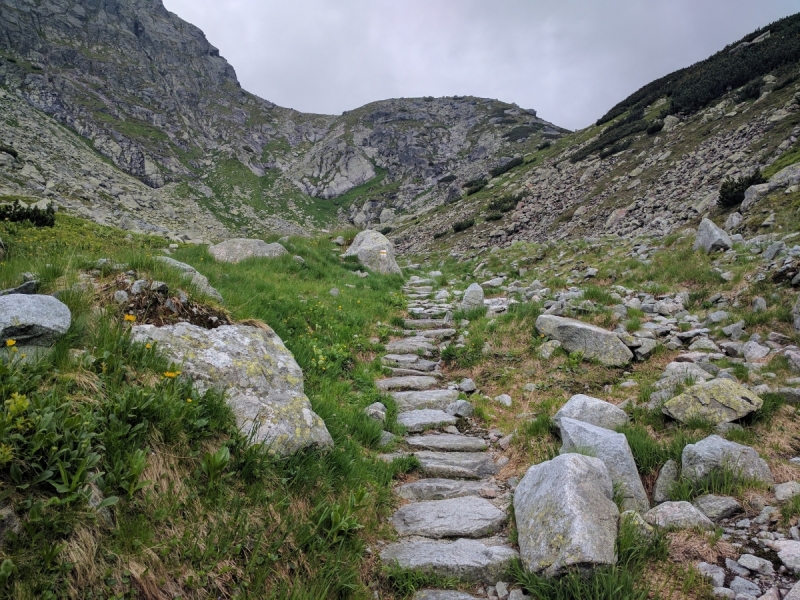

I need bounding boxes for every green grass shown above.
[618,424,699,475]
[381,565,460,597]
[668,467,767,502]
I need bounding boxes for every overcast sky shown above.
[162,0,798,130]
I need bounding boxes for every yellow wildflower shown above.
[186,398,192,403]
[124,314,136,322]
[145,343,152,349]
[5,339,15,347]
[163,371,178,379]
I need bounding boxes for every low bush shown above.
[489,156,523,178]
[718,169,767,208]
[0,199,55,227]
[487,194,521,214]
[646,120,664,135]
[485,212,503,221]
[452,217,475,233]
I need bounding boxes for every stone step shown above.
[415,451,499,479]
[381,354,438,371]
[408,308,449,318]
[405,434,487,452]
[412,591,481,600]
[379,538,518,584]
[377,376,438,392]
[406,293,432,300]
[386,337,437,356]
[404,286,433,294]
[391,497,506,538]
[397,478,498,502]
[405,328,456,340]
[397,409,457,432]
[392,389,460,411]
[404,318,449,330]
[389,368,444,379]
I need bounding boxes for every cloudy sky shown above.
[162,0,798,130]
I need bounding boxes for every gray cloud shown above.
[162,0,798,129]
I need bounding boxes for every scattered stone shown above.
[775,481,800,502]
[553,393,629,430]
[514,453,619,577]
[0,280,39,296]
[662,379,763,425]
[742,341,771,362]
[753,297,768,313]
[643,501,714,530]
[653,460,679,504]
[494,394,512,407]
[155,256,223,302]
[461,283,485,311]
[697,561,726,587]
[729,576,761,597]
[113,290,129,304]
[693,494,743,520]
[343,230,402,274]
[722,321,747,340]
[459,378,477,393]
[391,497,506,538]
[446,400,474,418]
[681,435,774,485]
[771,540,800,574]
[738,553,774,575]
[365,402,387,422]
[538,339,562,359]
[535,314,633,367]
[0,294,71,346]
[412,591,481,600]
[208,238,288,263]
[694,218,733,254]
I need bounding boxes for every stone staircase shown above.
[375,276,519,596]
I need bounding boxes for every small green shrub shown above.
[736,79,762,102]
[452,217,475,233]
[437,174,456,184]
[668,466,766,502]
[489,156,523,178]
[485,212,503,221]
[646,120,664,134]
[0,200,55,227]
[487,194,521,214]
[718,169,766,208]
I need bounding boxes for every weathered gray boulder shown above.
[155,256,223,302]
[553,394,629,430]
[794,295,800,333]
[413,592,481,600]
[342,230,401,274]
[391,497,506,538]
[0,294,71,346]
[681,435,773,485]
[131,323,332,455]
[662,379,762,425]
[643,501,714,530]
[514,453,619,577]
[558,418,649,513]
[535,315,633,367]
[461,283,485,311]
[208,238,288,263]
[692,494,743,520]
[693,218,732,254]
[653,460,678,504]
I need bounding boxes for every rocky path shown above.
[374,276,520,599]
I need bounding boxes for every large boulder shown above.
[0,294,71,346]
[794,295,800,333]
[643,501,714,530]
[342,230,401,274]
[693,218,732,254]
[155,256,223,302]
[535,315,633,367]
[553,394,629,430]
[461,283,485,311]
[558,417,649,513]
[662,379,762,425]
[513,453,619,577]
[208,238,288,263]
[131,322,333,455]
[681,435,773,485]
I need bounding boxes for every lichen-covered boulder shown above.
[693,218,732,254]
[0,294,71,346]
[513,453,619,577]
[553,394,629,430]
[461,283,485,311]
[535,314,633,367]
[131,322,333,455]
[342,230,401,274]
[681,435,773,485]
[644,501,714,530]
[662,379,762,425]
[155,256,223,302]
[208,238,288,263]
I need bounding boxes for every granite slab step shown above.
[405,434,487,452]
[389,368,444,378]
[415,451,499,479]
[412,591,481,600]
[379,538,518,583]
[386,338,437,356]
[404,319,449,330]
[410,328,457,340]
[381,354,439,371]
[397,479,498,501]
[391,389,459,411]
[377,376,438,392]
[392,497,506,538]
[398,410,457,432]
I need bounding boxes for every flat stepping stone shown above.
[392,497,506,538]
[386,338,437,356]
[379,538,518,583]
[413,592,481,600]
[377,376,438,392]
[404,319,449,330]
[397,479,497,501]
[406,434,487,452]
[398,410,457,432]
[415,451,499,479]
[392,389,459,411]
[389,368,444,378]
[381,354,439,371]
[413,328,457,340]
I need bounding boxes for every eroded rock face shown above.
[208,239,288,264]
[0,294,71,346]
[535,314,633,367]
[553,394,629,430]
[131,322,332,455]
[662,379,762,425]
[513,453,619,577]
[693,218,732,254]
[342,230,401,275]
[681,435,773,485]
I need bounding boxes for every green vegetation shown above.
[668,467,767,502]
[0,199,55,227]
[452,217,475,233]
[718,169,767,208]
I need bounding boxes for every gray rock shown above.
[131,323,332,455]
[113,290,129,304]
[794,296,800,333]
[397,409,457,432]
[737,553,774,575]
[386,337,437,355]
[0,506,20,547]
[397,479,495,502]
[742,341,770,362]
[694,218,733,254]
[653,460,679,504]
[412,591,481,600]
[155,256,223,302]
[558,417,649,513]
[723,321,747,340]
[405,434,487,452]
[763,241,786,261]
[342,230,401,274]
[0,294,71,346]
[459,378,477,393]
[681,435,774,485]
[415,451,499,479]
[208,238,288,263]
[771,540,800,574]
[0,280,39,296]
[535,315,633,367]
[697,561,726,587]
[662,379,763,425]
[461,283,485,311]
[391,389,460,411]
[712,587,735,599]
[553,394,629,430]
[538,339,562,359]
[643,501,714,530]
[446,400,474,418]
[131,279,148,295]
[377,376,439,392]
[392,497,506,538]
[634,338,659,360]
[775,481,800,502]
[365,402,387,422]
[494,394,512,407]
[776,388,800,405]
[752,297,767,313]
[379,538,518,583]
[514,453,619,577]
[379,430,396,447]
[693,495,743,520]
[729,576,760,597]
